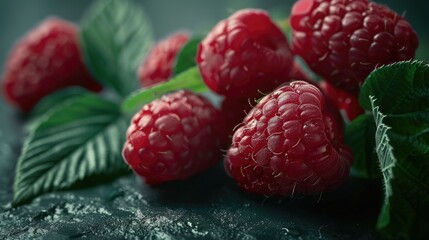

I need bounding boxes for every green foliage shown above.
[348,61,429,239]
[80,0,154,97]
[26,87,88,131]
[13,93,129,206]
[173,37,202,75]
[122,67,209,114]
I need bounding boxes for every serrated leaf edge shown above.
[371,95,395,198]
[12,96,129,206]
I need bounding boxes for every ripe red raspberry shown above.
[225,81,353,196]
[291,0,418,94]
[138,32,189,87]
[197,9,293,99]
[2,18,102,112]
[319,79,364,121]
[123,90,222,185]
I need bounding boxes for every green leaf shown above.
[348,61,429,179]
[122,67,209,114]
[352,61,429,239]
[359,61,429,160]
[345,114,379,178]
[26,87,88,131]
[173,37,202,75]
[80,0,154,97]
[369,96,429,240]
[359,61,429,114]
[13,93,130,206]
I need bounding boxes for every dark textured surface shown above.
[0,101,382,239]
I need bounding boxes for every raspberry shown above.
[138,32,189,87]
[197,9,293,99]
[2,18,102,112]
[291,0,418,94]
[123,90,222,185]
[319,79,364,121]
[225,81,353,196]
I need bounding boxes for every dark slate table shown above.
[0,100,381,239]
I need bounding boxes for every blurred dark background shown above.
[0,0,427,120]
[0,0,428,69]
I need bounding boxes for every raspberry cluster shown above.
[2,1,418,197]
[122,2,417,194]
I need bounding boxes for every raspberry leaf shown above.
[13,93,129,206]
[122,67,209,114]
[80,0,153,97]
[370,96,429,240]
[26,87,88,131]
[352,61,429,239]
[173,37,202,75]
[359,61,429,114]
